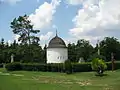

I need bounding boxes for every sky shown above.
[1,0,120,47]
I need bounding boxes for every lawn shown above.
[0,68,120,90]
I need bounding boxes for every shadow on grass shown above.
[95,73,108,77]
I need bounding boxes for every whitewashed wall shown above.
[47,48,68,63]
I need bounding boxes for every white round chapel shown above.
[47,33,68,63]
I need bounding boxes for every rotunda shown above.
[47,32,68,63]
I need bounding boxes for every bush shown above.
[91,58,107,75]
[106,61,120,70]
[5,61,120,72]
[5,62,22,71]
[5,62,64,72]
[72,63,92,72]
[21,63,46,71]
[64,60,72,74]
[0,63,3,68]
[115,61,120,69]
[46,63,64,72]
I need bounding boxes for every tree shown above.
[76,39,94,62]
[89,53,106,62]
[42,44,47,63]
[68,43,77,62]
[10,15,41,63]
[0,38,11,63]
[91,58,107,76]
[0,38,5,63]
[0,37,46,63]
[99,37,120,61]
[10,14,40,45]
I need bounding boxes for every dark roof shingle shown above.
[47,35,66,48]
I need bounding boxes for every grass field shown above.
[0,68,120,90]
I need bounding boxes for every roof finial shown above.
[56,29,58,36]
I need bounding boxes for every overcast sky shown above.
[1,0,120,47]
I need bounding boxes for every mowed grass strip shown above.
[0,68,120,90]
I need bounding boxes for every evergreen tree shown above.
[10,14,40,45]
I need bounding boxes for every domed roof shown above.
[48,34,66,48]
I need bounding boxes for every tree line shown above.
[68,37,120,62]
[0,15,120,63]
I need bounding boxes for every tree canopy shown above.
[10,15,40,45]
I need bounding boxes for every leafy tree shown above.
[42,44,47,63]
[76,39,94,62]
[0,38,5,63]
[0,38,12,63]
[91,58,107,75]
[89,53,106,62]
[99,37,120,61]
[29,44,44,63]
[0,37,46,63]
[10,14,40,45]
[10,15,41,63]
[68,43,77,62]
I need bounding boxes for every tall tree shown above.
[43,44,47,63]
[0,38,11,63]
[68,43,77,62]
[76,39,94,62]
[99,37,120,61]
[0,38,5,63]
[10,15,40,45]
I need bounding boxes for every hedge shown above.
[72,63,92,72]
[22,63,47,71]
[5,61,120,72]
[0,63,3,68]
[5,62,22,71]
[106,61,120,70]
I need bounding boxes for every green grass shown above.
[0,68,120,90]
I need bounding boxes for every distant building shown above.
[47,32,68,63]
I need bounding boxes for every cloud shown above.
[40,32,53,41]
[0,0,22,5]
[69,0,120,45]
[13,34,20,43]
[8,40,12,46]
[39,32,54,48]
[64,37,77,45]
[29,0,61,30]
[66,0,100,6]
[65,0,83,5]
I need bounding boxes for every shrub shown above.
[5,62,22,71]
[106,61,120,70]
[5,61,120,73]
[46,63,64,72]
[64,60,72,74]
[72,63,92,72]
[91,58,107,75]
[115,61,120,70]
[0,63,3,68]
[22,63,48,71]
